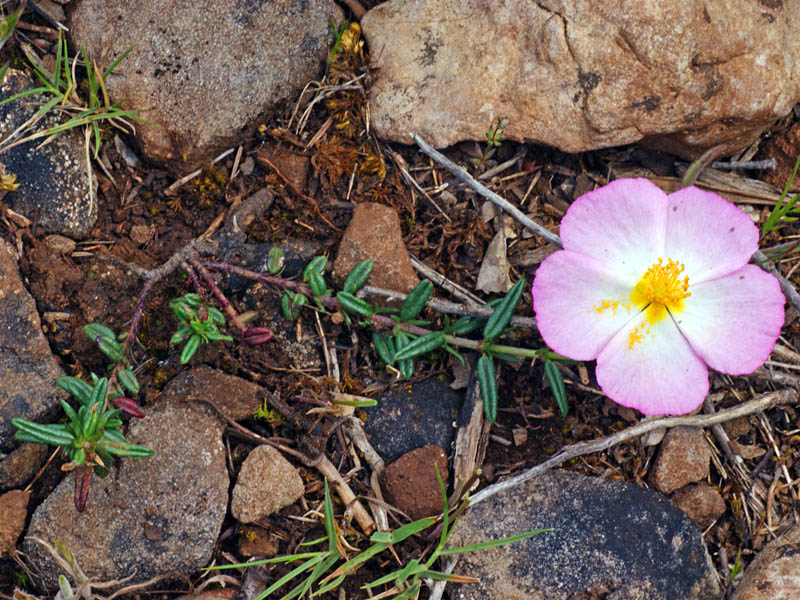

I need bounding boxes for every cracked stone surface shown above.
[448,470,720,600]
[68,0,341,172]
[362,0,800,158]
[0,239,67,456]
[0,70,97,238]
[23,383,228,590]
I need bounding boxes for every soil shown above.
[2,3,800,599]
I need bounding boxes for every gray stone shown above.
[731,523,800,600]
[448,470,720,600]
[0,239,68,454]
[0,69,96,238]
[23,395,228,589]
[363,379,460,463]
[69,0,341,172]
[231,444,304,524]
[362,0,800,158]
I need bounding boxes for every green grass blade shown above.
[439,528,553,555]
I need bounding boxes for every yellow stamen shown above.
[630,258,690,324]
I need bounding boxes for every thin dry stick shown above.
[752,250,800,315]
[413,133,562,247]
[391,151,451,221]
[471,388,797,506]
[358,284,537,330]
[410,255,484,306]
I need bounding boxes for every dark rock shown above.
[671,483,726,529]
[731,522,800,600]
[0,489,29,558]
[649,427,711,494]
[449,470,720,600]
[382,445,448,520]
[332,203,419,294]
[23,386,228,589]
[237,524,279,559]
[231,444,304,524]
[0,239,68,454]
[68,0,341,172]
[158,366,264,422]
[0,69,96,238]
[363,379,460,463]
[0,442,49,492]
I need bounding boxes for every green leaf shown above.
[97,337,124,363]
[281,293,299,320]
[308,270,328,298]
[323,480,338,553]
[89,378,108,409]
[440,528,553,556]
[303,256,328,281]
[477,354,498,423]
[544,358,568,418]
[483,278,525,342]
[394,331,414,379]
[60,399,78,423]
[12,419,74,446]
[372,332,395,366]
[267,247,285,274]
[57,376,93,404]
[393,331,445,361]
[206,306,226,326]
[399,280,432,322]
[181,293,204,308]
[101,438,154,458]
[72,447,86,466]
[169,324,192,345]
[83,322,117,342]
[204,330,233,342]
[336,291,374,318]
[180,334,201,364]
[117,368,140,395]
[343,259,374,294]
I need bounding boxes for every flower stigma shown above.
[630,257,690,324]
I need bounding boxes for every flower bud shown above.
[111,397,145,418]
[244,327,272,345]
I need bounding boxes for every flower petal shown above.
[560,178,668,283]
[664,186,759,283]
[533,249,641,361]
[673,265,784,375]
[596,314,708,415]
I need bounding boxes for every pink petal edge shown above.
[596,314,709,416]
[673,264,785,375]
[559,178,668,284]
[532,249,639,361]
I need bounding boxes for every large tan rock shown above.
[732,523,800,600]
[362,0,800,158]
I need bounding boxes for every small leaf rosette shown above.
[532,178,785,415]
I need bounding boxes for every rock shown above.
[0,442,49,492]
[157,366,264,422]
[0,489,29,558]
[332,203,419,294]
[382,445,448,520]
[231,444,304,524]
[670,483,726,529]
[0,69,96,238]
[363,379,460,463]
[23,392,228,589]
[362,0,800,158]
[648,426,711,494]
[449,470,720,600]
[129,223,155,245]
[758,122,800,191]
[731,523,800,600]
[68,0,340,172]
[0,239,68,454]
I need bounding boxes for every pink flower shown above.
[532,178,785,415]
